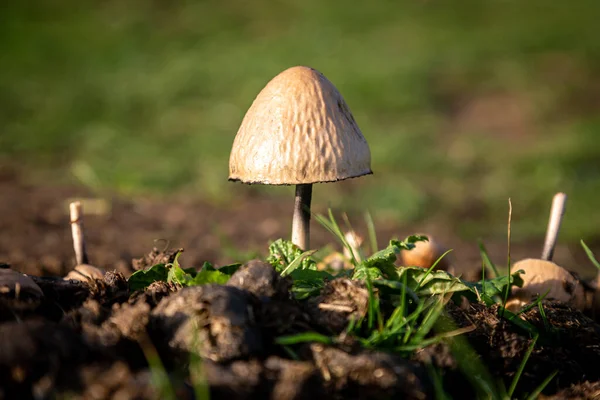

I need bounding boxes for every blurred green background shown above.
[1,0,599,243]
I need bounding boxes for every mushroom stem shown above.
[70,201,90,265]
[291,184,313,250]
[541,192,567,261]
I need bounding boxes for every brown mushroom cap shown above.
[64,264,106,282]
[229,66,372,185]
[0,269,43,299]
[398,235,453,272]
[506,258,586,311]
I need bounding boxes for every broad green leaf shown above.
[267,239,317,272]
[128,264,169,291]
[463,270,524,303]
[201,261,241,275]
[353,237,429,281]
[281,250,318,277]
[191,270,230,285]
[166,251,231,286]
[288,269,333,300]
[216,263,242,275]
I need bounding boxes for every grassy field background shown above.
[1,0,599,244]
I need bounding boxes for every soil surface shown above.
[2,256,600,399]
[0,169,597,281]
[2,169,600,399]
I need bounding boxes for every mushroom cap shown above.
[0,269,43,299]
[64,264,106,282]
[229,66,372,185]
[398,235,452,271]
[506,258,586,311]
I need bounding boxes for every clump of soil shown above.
[2,252,600,399]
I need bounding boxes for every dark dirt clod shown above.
[151,284,263,363]
[132,246,184,271]
[129,280,181,307]
[306,278,369,334]
[203,359,263,399]
[442,300,600,396]
[87,271,129,305]
[29,275,91,320]
[0,319,89,399]
[544,381,600,400]
[310,344,431,400]
[257,299,312,342]
[227,260,291,301]
[264,356,325,400]
[80,300,151,350]
[66,361,160,400]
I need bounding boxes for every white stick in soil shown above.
[541,192,567,262]
[70,201,90,266]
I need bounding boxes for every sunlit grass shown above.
[1,0,599,241]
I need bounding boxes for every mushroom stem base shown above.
[292,184,313,250]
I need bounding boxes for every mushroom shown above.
[229,66,372,250]
[318,230,365,271]
[506,193,586,311]
[64,201,105,282]
[398,234,453,273]
[0,266,44,310]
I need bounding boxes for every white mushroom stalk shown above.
[541,192,567,261]
[291,184,313,251]
[229,66,372,250]
[65,201,105,282]
[70,201,89,266]
[506,192,585,312]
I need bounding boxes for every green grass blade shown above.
[139,335,177,400]
[426,364,452,400]
[276,332,334,346]
[416,249,454,291]
[478,241,500,278]
[313,209,358,266]
[526,370,558,400]
[581,240,600,271]
[280,249,318,277]
[508,333,539,397]
[364,211,379,255]
[189,351,210,400]
[501,199,513,318]
[282,345,300,361]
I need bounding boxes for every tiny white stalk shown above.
[66,201,105,281]
[70,201,89,266]
[541,192,567,261]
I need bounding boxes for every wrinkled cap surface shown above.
[229,66,372,185]
[506,258,585,311]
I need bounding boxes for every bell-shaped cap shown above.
[229,66,372,185]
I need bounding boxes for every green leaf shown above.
[288,269,333,300]
[267,239,317,273]
[200,261,216,271]
[281,250,318,277]
[276,332,334,346]
[201,261,241,275]
[164,251,231,286]
[463,270,525,303]
[128,264,169,291]
[191,270,230,285]
[396,267,468,295]
[353,236,430,281]
[581,240,600,271]
[216,263,242,275]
